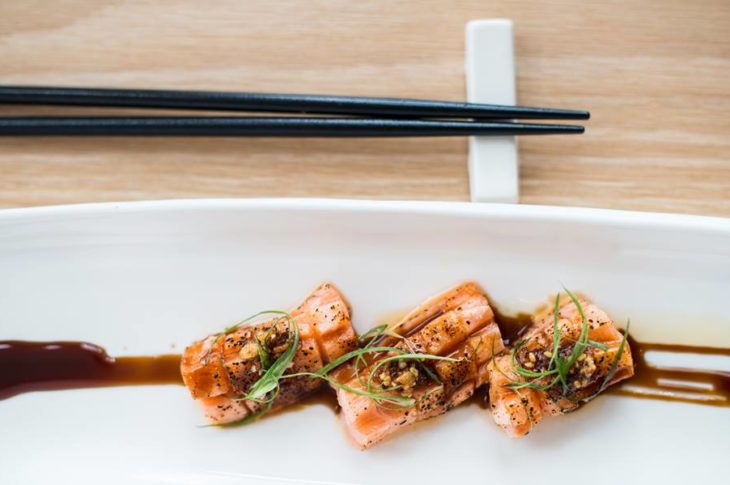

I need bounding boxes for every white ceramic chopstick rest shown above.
[466,19,519,203]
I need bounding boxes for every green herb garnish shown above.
[203,310,298,427]
[284,343,459,409]
[243,311,298,402]
[205,312,460,426]
[505,289,629,401]
[358,324,388,346]
[599,320,630,392]
[205,399,274,428]
[203,310,289,366]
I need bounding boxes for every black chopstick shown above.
[0,116,584,137]
[0,86,589,120]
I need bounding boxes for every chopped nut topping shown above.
[395,370,416,388]
[580,355,597,377]
[379,372,392,387]
[238,341,259,360]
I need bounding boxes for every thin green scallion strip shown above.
[355,324,390,388]
[241,312,298,402]
[549,293,562,368]
[505,289,631,400]
[203,310,289,365]
[355,322,433,393]
[365,353,459,395]
[506,290,588,394]
[551,294,571,392]
[283,370,415,408]
[492,338,558,393]
[563,288,591,370]
[510,341,558,379]
[513,290,581,396]
[507,294,566,391]
[207,316,465,424]
[599,320,630,393]
[280,344,458,409]
[204,399,275,428]
[254,323,279,370]
[361,324,444,388]
[207,310,298,429]
[368,353,459,374]
[233,344,447,411]
[358,324,388,345]
[587,340,609,351]
[395,338,442,385]
[415,359,442,385]
[318,345,408,375]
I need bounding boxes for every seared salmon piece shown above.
[334,282,504,448]
[181,283,358,424]
[487,294,634,437]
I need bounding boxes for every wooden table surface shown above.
[1,1,728,216]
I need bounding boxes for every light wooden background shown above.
[1,0,728,216]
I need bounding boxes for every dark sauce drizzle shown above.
[1,313,729,408]
[491,308,533,346]
[0,340,181,400]
[609,336,730,407]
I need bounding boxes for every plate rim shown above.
[0,198,728,234]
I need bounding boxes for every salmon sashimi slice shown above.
[334,282,504,449]
[487,293,634,437]
[181,283,358,424]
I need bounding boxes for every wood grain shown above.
[1,0,728,215]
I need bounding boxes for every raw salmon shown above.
[181,283,358,424]
[487,294,634,437]
[333,282,504,448]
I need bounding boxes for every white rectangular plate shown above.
[1,199,729,484]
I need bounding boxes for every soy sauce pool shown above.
[0,340,181,400]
